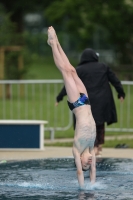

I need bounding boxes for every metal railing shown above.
[0,80,132,140]
[0,80,72,140]
[106,81,133,133]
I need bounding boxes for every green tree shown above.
[1,0,133,66]
[45,0,133,65]
[0,4,19,45]
[0,3,29,80]
[0,0,55,32]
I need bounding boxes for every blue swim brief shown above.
[67,93,90,111]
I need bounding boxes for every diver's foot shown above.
[47,26,57,46]
[51,27,59,44]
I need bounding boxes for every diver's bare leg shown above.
[51,26,88,97]
[48,26,80,103]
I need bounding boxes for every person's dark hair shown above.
[82,167,89,172]
[74,159,90,171]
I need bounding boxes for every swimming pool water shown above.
[0,158,133,200]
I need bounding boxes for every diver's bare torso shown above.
[73,105,96,154]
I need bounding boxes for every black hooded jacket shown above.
[56,48,125,126]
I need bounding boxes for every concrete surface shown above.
[0,147,133,161]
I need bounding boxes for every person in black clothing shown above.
[55,48,125,156]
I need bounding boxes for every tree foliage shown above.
[1,0,133,65]
[45,0,133,64]
[0,3,29,79]
[0,4,18,45]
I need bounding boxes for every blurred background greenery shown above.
[0,0,133,80]
[0,0,133,147]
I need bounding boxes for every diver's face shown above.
[80,152,92,170]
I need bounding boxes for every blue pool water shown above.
[0,158,133,200]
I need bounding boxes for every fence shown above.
[0,80,72,140]
[106,81,133,133]
[0,80,133,140]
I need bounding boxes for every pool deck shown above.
[0,147,133,161]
